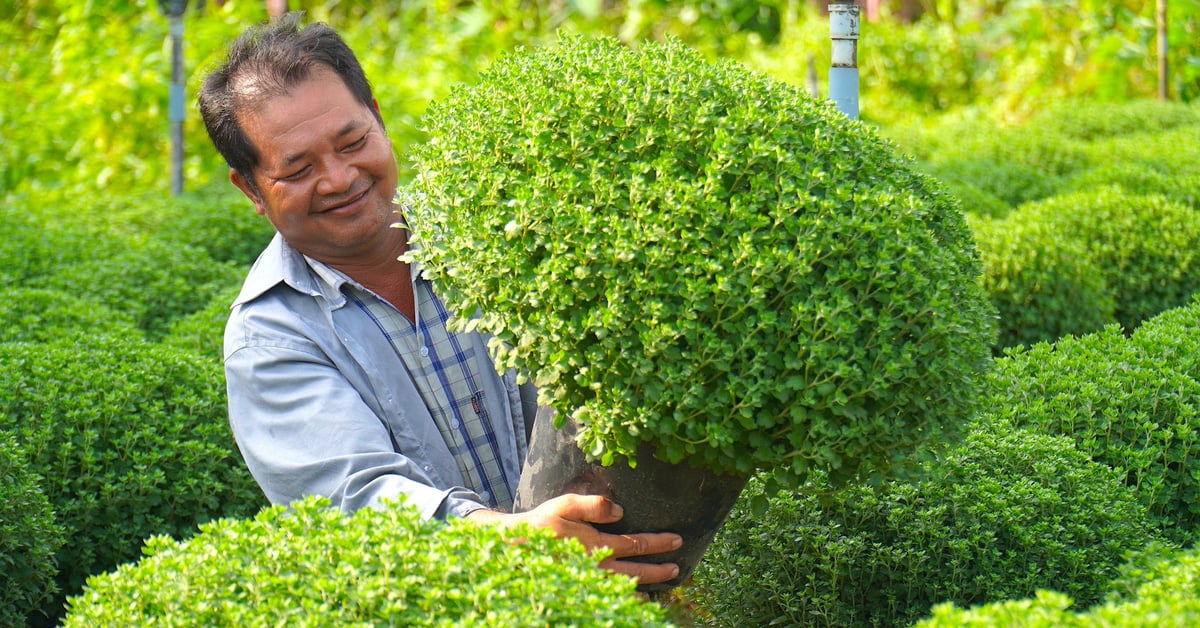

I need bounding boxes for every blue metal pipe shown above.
[828,2,860,119]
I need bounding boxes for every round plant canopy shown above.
[402,35,995,487]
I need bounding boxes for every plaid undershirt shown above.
[307,258,516,511]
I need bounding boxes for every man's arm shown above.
[226,342,488,519]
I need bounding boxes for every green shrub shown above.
[692,417,1161,627]
[981,325,1200,545]
[923,157,1064,208]
[1085,124,1200,180]
[968,213,1114,351]
[75,185,275,268]
[159,188,274,266]
[0,431,65,627]
[917,545,1200,626]
[0,287,141,344]
[404,35,995,488]
[160,283,240,361]
[1062,164,1200,210]
[0,200,116,286]
[41,239,243,340]
[0,337,265,621]
[63,495,670,627]
[934,177,1012,218]
[1015,188,1200,331]
[1028,98,1200,141]
[1132,296,1200,382]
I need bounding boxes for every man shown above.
[198,14,680,584]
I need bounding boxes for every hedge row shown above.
[918,545,1200,626]
[972,188,1200,350]
[695,298,1200,625]
[692,418,1161,626]
[0,432,64,627]
[61,496,670,627]
[983,322,1200,545]
[885,98,1200,218]
[0,337,266,622]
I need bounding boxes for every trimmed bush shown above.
[160,283,240,361]
[1014,188,1200,331]
[74,185,275,268]
[0,201,114,286]
[981,325,1200,545]
[934,177,1012,218]
[1132,296,1200,383]
[692,417,1161,627]
[0,337,265,621]
[41,239,244,340]
[1027,98,1200,141]
[923,157,1064,208]
[1063,164,1200,210]
[0,287,141,344]
[1084,124,1200,181]
[968,213,1114,351]
[155,187,275,267]
[63,495,671,627]
[0,431,65,627]
[918,546,1200,626]
[404,34,995,487]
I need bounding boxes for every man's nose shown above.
[316,157,356,195]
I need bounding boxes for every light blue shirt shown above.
[224,233,535,520]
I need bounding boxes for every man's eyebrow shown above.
[279,119,365,168]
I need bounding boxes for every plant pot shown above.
[514,406,749,593]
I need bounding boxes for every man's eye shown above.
[344,135,367,151]
[281,166,310,181]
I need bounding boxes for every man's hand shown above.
[466,493,683,585]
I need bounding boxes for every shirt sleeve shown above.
[225,341,489,520]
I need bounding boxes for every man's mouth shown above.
[318,184,372,214]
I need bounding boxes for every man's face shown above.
[231,66,400,265]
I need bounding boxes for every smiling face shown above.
[230,65,401,266]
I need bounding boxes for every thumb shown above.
[547,493,624,525]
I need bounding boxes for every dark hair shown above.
[198,13,382,196]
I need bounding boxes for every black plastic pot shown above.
[513,406,749,593]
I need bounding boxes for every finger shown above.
[541,493,623,525]
[601,531,683,559]
[598,557,680,586]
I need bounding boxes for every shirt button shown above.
[481,490,492,502]
[451,419,461,430]
[419,346,429,358]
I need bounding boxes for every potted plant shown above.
[401,35,995,590]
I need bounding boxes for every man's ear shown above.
[230,169,266,216]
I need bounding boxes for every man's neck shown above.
[320,229,416,320]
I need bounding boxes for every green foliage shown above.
[0,287,142,344]
[85,183,275,267]
[982,325,1200,545]
[0,431,65,627]
[1132,296,1200,383]
[160,283,240,361]
[1063,164,1200,210]
[0,337,265,622]
[1084,123,1200,181]
[0,198,115,286]
[1015,188,1200,331]
[969,213,1114,352]
[693,417,1161,627]
[41,239,243,341]
[63,495,671,627]
[923,156,1064,209]
[1028,98,1200,141]
[404,35,995,487]
[917,545,1200,626]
